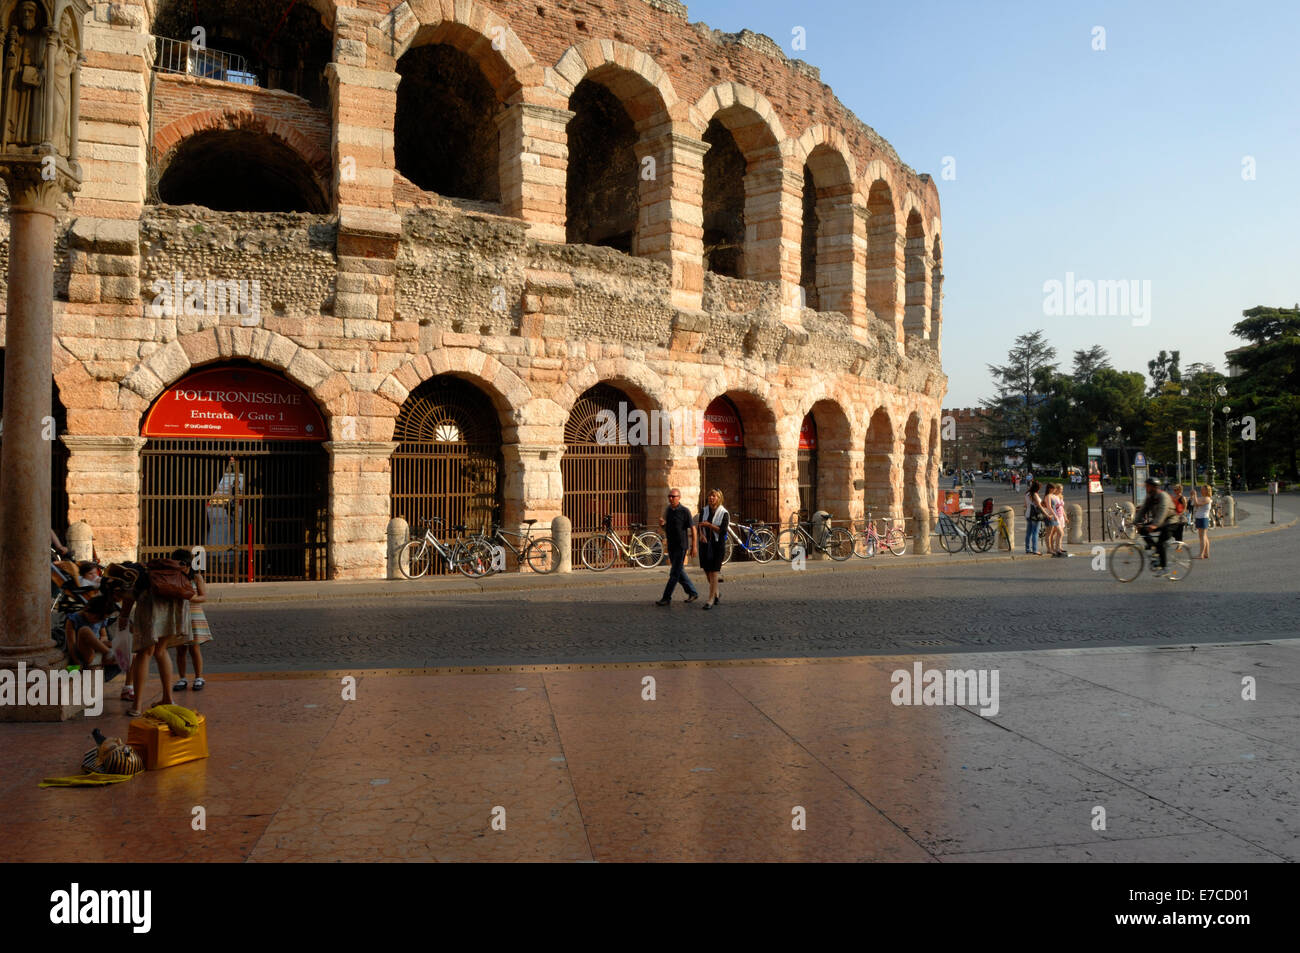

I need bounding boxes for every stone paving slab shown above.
[2,637,1297,862]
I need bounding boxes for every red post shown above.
[247,522,254,582]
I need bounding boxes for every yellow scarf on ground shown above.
[40,772,134,788]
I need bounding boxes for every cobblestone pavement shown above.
[205,500,1299,671]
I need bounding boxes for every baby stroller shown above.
[50,557,99,656]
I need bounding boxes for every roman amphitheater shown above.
[1,0,946,581]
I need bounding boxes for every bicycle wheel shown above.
[775,528,802,561]
[454,540,492,578]
[524,538,559,573]
[631,532,665,569]
[1166,541,1194,581]
[397,540,433,579]
[581,535,617,571]
[825,527,854,561]
[852,530,874,559]
[1121,516,1138,540]
[750,527,777,563]
[938,521,965,553]
[1109,542,1144,583]
[884,528,906,556]
[723,534,735,565]
[970,522,995,553]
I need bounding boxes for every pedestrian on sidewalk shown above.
[1192,484,1213,559]
[696,488,729,610]
[656,488,698,606]
[1170,484,1189,543]
[119,551,192,716]
[173,549,212,692]
[1023,480,1049,555]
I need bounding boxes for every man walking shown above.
[655,487,698,606]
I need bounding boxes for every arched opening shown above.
[156,129,327,211]
[139,362,329,583]
[797,413,817,517]
[391,376,504,573]
[806,399,854,523]
[562,384,648,563]
[904,210,930,339]
[931,236,944,347]
[566,78,639,252]
[702,118,746,278]
[799,166,818,309]
[865,180,898,323]
[395,43,501,203]
[864,407,896,519]
[698,393,779,527]
[0,351,69,541]
[152,1,332,107]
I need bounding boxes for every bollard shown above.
[1223,495,1236,527]
[551,515,572,573]
[386,517,408,580]
[1067,504,1083,544]
[911,511,931,555]
[66,521,93,562]
[996,506,1015,552]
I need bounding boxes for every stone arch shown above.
[864,406,897,519]
[793,127,856,314]
[391,0,540,101]
[153,109,331,212]
[380,348,531,444]
[865,175,901,336]
[554,360,671,422]
[118,328,354,438]
[547,40,679,125]
[694,86,785,282]
[904,208,932,341]
[790,396,855,525]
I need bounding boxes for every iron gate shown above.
[139,438,327,582]
[741,455,780,526]
[391,377,503,572]
[562,384,647,562]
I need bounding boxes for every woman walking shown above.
[1047,484,1068,555]
[174,549,211,692]
[119,550,192,716]
[1192,484,1213,558]
[1023,480,1050,555]
[696,488,729,609]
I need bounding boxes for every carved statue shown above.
[50,8,74,153]
[2,0,46,148]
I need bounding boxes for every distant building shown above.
[941,408,996,472]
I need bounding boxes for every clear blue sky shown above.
[688,0,1300,406]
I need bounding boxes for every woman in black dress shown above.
[696,488,729,609]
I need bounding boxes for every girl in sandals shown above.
[174,549,211,692]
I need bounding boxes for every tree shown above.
[980,330,1057,465]
[1072,345,1111,384]
[1227,305,1300,479]
[1147,349,1181,397]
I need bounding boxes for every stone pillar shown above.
[814,186,857,318]
[904,245,933,341]
[911,509,931,555]
[1223,494,1236,527]
[0,169,70,677]
[66,521,93,561]
[386,517,408,580]
[636,130,707,311]
[741,153,789,285]
[507,445,565,528]
[498,102,572,244]
[551,515,572,574]
[326,441,398,580]
[774,165,808,325]
[1067,503,1084,544]
[328,63,398,212]
[61,435,146,564]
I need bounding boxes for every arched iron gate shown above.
[562,384,646,563]
[391,377,503,572]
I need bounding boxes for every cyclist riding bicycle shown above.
[1134,478,1174,576]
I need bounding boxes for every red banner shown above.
[142,367,326,441]
[699,397,743,448]
[799,414,817,450]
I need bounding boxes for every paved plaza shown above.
[2,493,1296,862]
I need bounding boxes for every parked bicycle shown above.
[1109,533,1193,582]
[776,512,854,561]
[852,514,906,558]
[722,516,777,564]
[581,514,665,571]
[935,510,973,553]
[397,517,493,579]
[470,519,559,574]
[1104,503,1136,540]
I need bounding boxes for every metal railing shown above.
[153,36,258,87]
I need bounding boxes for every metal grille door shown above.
[741,456,780,526]
[391,377,503,572]
[562,384,647,561]
[797,448,817,517]
[140,439,327,582]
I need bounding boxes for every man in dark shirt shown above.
[655,488,698,606]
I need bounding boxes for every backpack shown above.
[145,559,195,601]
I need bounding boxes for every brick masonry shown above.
[0,0,947,579]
